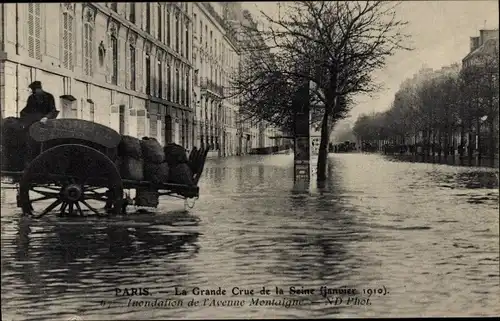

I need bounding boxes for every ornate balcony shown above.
[200,77,223,97]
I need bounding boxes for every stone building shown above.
[0,2,193,149]
[461,29,499,156]
[223,5,285,154]
[192,2,239,157]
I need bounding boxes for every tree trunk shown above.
[444,126,449,158]
[438,129,442,162]
[467,120,473,165]
[489,118,495,167]
[317,108,330,182]
[476,118,481,165]
[430,129,435,160]
[460,122,465,165]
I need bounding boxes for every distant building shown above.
[222,4,283,154]
[192,3,240,157]
[460,29,499,156]
[462,29,499,67]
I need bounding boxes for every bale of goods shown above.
[164,143,188,167]
[135,188,160,208]
[118,156,144,181]
[1,144,25,171]
[143,162,170,184]
[169,163,194,186]
[1,117,27,148]
[118,135,142,159]
[140,137,165,164]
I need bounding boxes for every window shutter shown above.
[28,5,35,58]
[34,4,42,60]
[69,14,74,70]
[62,13,68,68]
[83,25,88,74]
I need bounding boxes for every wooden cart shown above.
[0,118,209,218]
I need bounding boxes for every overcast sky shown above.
[243,1,499,124]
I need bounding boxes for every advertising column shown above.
[293,80,310,189]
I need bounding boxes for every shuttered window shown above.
[83,20,94,76]
[27,3,42,60]
[62,10,74,70]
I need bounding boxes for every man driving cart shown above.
[20,81,58,126]
[0,81,59,170]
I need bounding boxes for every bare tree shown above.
[228,1,411,181]
[460,41,499,165]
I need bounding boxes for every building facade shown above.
[1,2,283,157]
[222,4,283,155]
[192,3,239,157]
[1,2,193,149]
[461,29,499,157]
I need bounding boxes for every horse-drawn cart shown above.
[1,118,209,218]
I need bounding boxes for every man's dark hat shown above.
[29,81,42,90]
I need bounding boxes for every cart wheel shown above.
[18,144,123,218]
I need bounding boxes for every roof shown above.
[462,38,499,64]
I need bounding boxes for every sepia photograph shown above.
[0,1,499,320]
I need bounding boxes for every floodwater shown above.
[1,153,499,320]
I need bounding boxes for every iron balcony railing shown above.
[200,77,223,96]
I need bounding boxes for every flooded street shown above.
[1,153,499,320]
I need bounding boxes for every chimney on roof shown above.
[479,29,500,45]
[470,36,480,52]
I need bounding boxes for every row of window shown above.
[193,12,238,70]
[141,52,191,106]
[25,4,242,111]
[113,3,190,60]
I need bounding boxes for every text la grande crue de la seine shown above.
[115,286,388,307]
[172,285,388,298]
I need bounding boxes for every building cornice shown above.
[196,3,240,52]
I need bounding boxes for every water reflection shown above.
[2,153,499,319]
[3,212,200,320]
